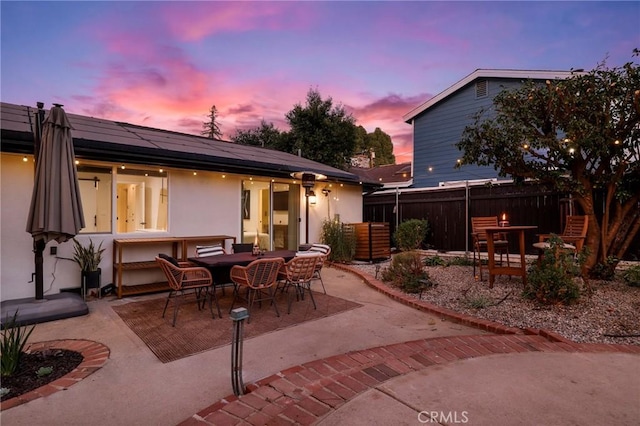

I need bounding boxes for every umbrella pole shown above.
[34,239,46,300]
[33,103,46,301]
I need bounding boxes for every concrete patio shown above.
[1,265,638,425]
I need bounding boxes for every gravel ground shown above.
[350,258,640,346]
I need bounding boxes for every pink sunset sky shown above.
[1,1,638,164]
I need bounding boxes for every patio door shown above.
[241,180,299,250]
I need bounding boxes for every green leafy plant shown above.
[622,265,640,287]
[320,220,356,263]
[465,295,492,309]
[381,251,434,293]
[423,255,446,266]
[394,219,429,251]
[72,238,105,272]
[524,235,582,305]
[446,256,475,266]
[590,256,619,281]
[36,366,54,377]
[1,312,36,376]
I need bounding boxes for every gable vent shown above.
[476,80,488,98]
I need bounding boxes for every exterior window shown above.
[116,168,168,233]
[77,165,112,233]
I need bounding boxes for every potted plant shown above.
[72,238,105,294]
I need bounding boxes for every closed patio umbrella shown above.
[26,104,85,300]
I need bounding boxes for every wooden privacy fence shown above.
[363,182,571,255]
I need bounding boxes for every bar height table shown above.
[481,225,538,288]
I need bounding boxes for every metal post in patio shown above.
[231,307,249,396]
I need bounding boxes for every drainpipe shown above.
[465,180,469,255]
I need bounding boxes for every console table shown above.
[112,235,235,298]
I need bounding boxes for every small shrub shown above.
[423,255,445,266]
[320,220,356,263]
[394,219,429,251]
[465,295,492,309]
[524,236,582,305]
[381,251,434,293]
[446,256,475,267]
[590,256,619,281]
[1,312,36,376]
[36,366,54,377]
[622,265,640,287]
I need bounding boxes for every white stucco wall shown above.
[305,183,362,244]
[0,153,363,300]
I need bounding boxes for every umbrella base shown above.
[1,292,88,328]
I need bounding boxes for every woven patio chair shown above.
[277,254,321,314]
[232,243,254,253]
[471,216,510,281]
[156,254,221,327]
[229,257,285,322]
[300,243,331,294]
[533,215,588,254]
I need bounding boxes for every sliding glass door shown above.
[241,180,299,250]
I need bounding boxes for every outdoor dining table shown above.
[188,250,296,285]
[480,225,538,288]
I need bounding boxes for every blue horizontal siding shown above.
[412,78,536,188]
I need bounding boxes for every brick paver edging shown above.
[333,263,526,336]
[181,334,638,425]
[0,339,110,411]
[179,265,639,425]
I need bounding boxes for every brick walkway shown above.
[0,339,110,411]
[178,264,640,425]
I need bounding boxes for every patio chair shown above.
[471,216,510,281]
[277,254,321,314]
[298,243,331,294]
[156,254,221,327]
[229,257,285,322]
[533,215,588,254]
[232,243,254,253]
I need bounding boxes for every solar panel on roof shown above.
[1,102,362,183]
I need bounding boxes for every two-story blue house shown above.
[403,69,574,188]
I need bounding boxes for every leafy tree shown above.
[353,125,396,166]
[202,105,222,139]
[231,120,285,149]
[368,127,396,166]
[456,53,640,273]
[285,89,357,169]
[354,125,368,153]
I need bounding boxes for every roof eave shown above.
[403,69,577,123]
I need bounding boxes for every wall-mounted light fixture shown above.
[308,190,317,205]
[321,188,331,197]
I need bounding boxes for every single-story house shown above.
[1,102,376,301]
